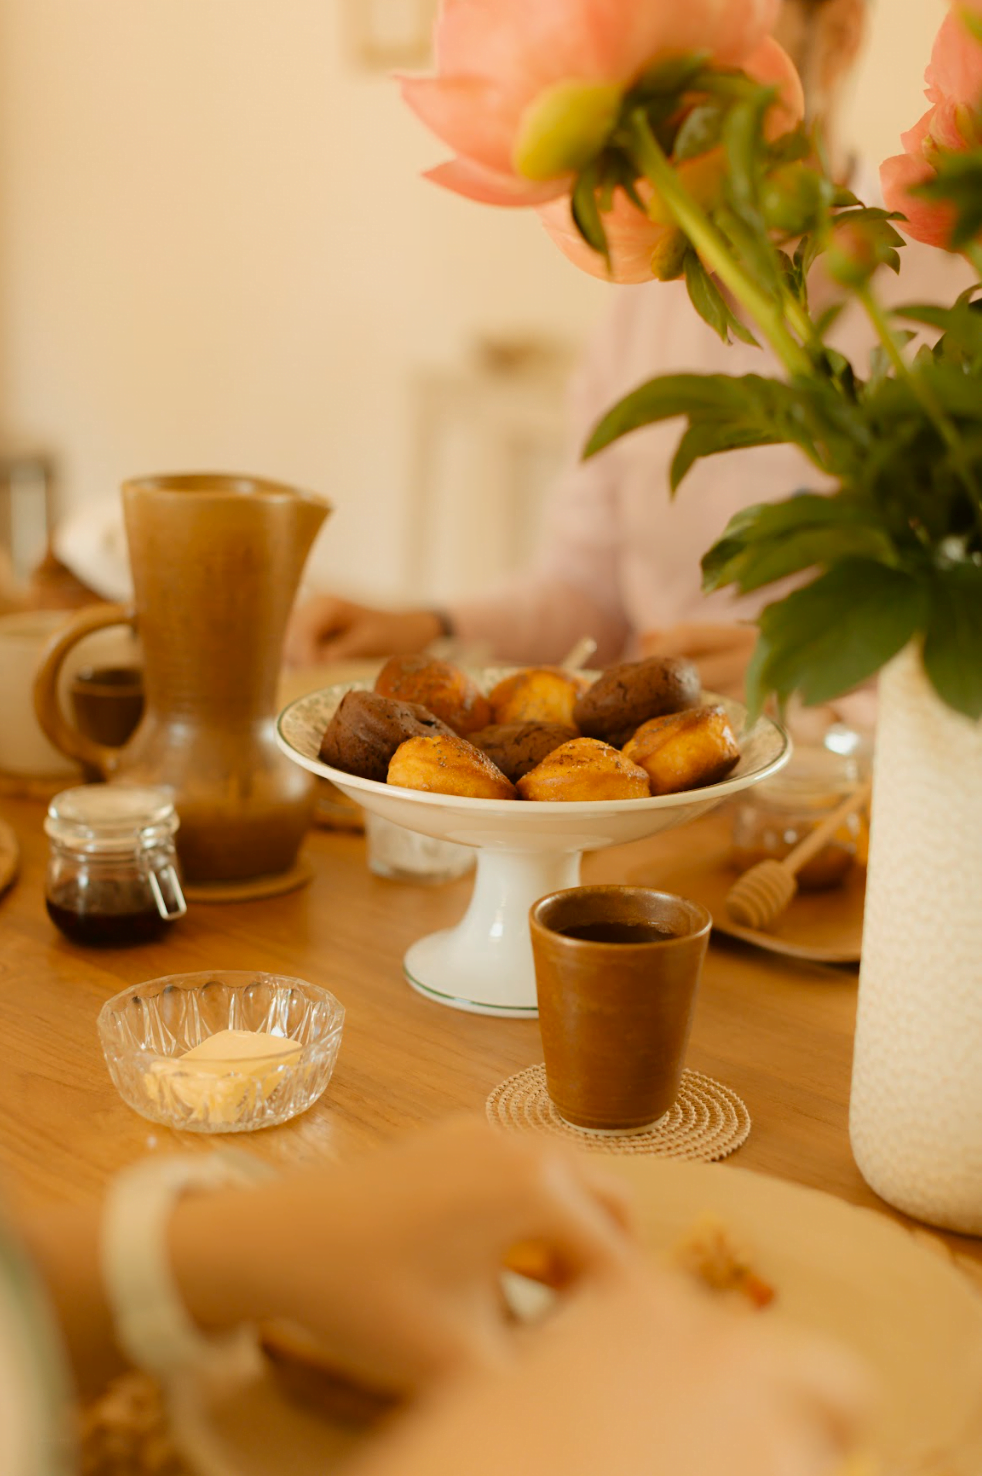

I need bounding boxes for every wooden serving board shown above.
[626,846,865,964]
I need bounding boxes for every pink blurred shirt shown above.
[451,240,973,666]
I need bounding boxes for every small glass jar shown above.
[365,812,475,885]
[45,785,187,946]
[731,745,869,892]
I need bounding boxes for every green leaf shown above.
[683,252,758,347]
[868,332,914,386]
[833,206,906,231]
[570,164,609,267]
[895,300,982,365]
[701,493,894,591]
[630,52,710,100]
[922,561,982,717]
[914,152,982,247]
[670,420,777,491]
[743,630,773,724]
[754,560,928,706]
[713,524,895,592]
[765,124,810,169]
[792,232,823,297]
[723,92,771,212]
[584,373,756,457]
[674,103,725,162]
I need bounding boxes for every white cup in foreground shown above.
[0,610,140,777]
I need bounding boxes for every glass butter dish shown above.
[98,971,344,1132]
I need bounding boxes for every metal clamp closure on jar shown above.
[44,786,187,946]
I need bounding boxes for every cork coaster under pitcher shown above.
[32,474,331,884]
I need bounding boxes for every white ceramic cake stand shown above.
[276,676,789,1018]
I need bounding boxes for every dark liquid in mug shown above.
[560,921,679,944]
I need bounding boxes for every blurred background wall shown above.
[0,0,948,604]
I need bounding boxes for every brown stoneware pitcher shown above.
[33,474,330,883]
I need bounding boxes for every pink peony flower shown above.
[538,182,681,285]
[537,36,804,284]
[881,0,982,250]
[402,0,783,208]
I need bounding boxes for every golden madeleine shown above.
[622,705,740,796]
[387,733,516,800]
[517,737,650,802]
[488,668,583,727]
[375,655,491,736]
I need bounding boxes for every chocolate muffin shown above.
[574,656,701,749]
[470,723,579,783]
[318,690,454,783]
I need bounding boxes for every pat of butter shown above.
[181,1029,304,1068]
[146,1029,304,1126]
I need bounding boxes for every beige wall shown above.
[841,0,941,167]
[0,0,949,601]
[0,1,608,598]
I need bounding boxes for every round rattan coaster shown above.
[487,1064,750,1161]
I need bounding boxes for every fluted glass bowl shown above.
[97,971,345,1133]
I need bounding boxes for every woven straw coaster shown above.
[487,1064,750,1161]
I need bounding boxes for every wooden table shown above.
[0,793,978,1269]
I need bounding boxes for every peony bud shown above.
[825,219,897,287]
[650,229,689,281]
[760,164,834,235]
[514,81,622,182]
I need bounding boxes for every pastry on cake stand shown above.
[277,675,789,1018]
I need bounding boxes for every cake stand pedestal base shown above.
[403,847,581,1017]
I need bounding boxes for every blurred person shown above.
[3,1119,869,1475]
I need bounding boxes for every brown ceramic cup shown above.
[529,886,711,1132]
[69,666,145,749]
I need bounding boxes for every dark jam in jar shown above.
[44,786,187,948]
[45,878,169,947]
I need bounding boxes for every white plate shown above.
[171,1158,982,1475]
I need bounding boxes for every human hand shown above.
[283,594,442,668]
[640,622,759,700]
[170,1119,635,1396]
[350,1263,872,1476]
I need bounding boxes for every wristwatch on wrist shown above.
[101,1152,272,1381]
[431,609,456,640]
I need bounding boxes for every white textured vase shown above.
[850,644,982,1234]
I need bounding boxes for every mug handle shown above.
[33,603,138,779]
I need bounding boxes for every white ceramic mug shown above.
[0,610,139,776]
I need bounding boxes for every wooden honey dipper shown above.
[725,777,872,931]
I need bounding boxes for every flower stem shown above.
[857,283,982,518]
[628,112,813,379]
[966,241,982,281]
